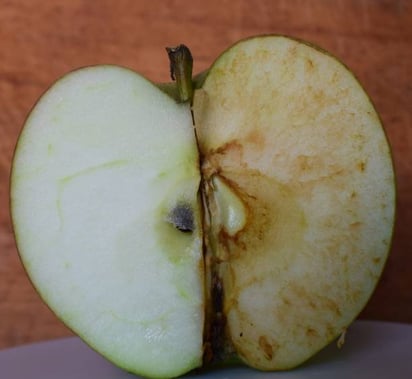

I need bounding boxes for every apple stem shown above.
[166,44,193,103]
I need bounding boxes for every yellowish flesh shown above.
[193,36,395,370]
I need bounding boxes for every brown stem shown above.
[166,44,193,103]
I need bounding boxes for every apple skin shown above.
[10,35,395,378]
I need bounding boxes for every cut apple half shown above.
[195,36,395,370]
[10,36,395,378]
[11,66,203,378]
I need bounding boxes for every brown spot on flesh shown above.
[309,300,317,309]
[246,129,266,148]
[259,336,274,360]
[287,284,342,317]
[306,328,319,338]
[357,160,366,172]
[213,140,243,156]
[373,257,382,264]
[305,57,315,71]
[201,140,244,176]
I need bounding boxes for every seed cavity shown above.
[167,202,195,233]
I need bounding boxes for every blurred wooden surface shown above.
[1,0,411,350]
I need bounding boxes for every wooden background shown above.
[1,0,411,350]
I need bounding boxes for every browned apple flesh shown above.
[193,36,395,370]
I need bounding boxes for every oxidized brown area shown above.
[258,336,274,360]
[200,136,294,364]
[200,139,246,180]
[200,140,249,363]
[201,171,230,364]
[196,36,395,370]
[199,128,365,367]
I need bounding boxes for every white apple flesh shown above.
[10,36,395,378]
[11,66,204,378]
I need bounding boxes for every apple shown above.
[10,36,395,378]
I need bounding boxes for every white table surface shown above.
[0,320,411,378]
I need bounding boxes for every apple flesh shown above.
[11,66,204,378]
[10,36,395,378]
[195,36,394,370]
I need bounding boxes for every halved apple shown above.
[10,36,395,378]
[195,36,395,370]
[11,66,204,378]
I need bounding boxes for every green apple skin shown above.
[11,66,204,378]
[194,35,395,370]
